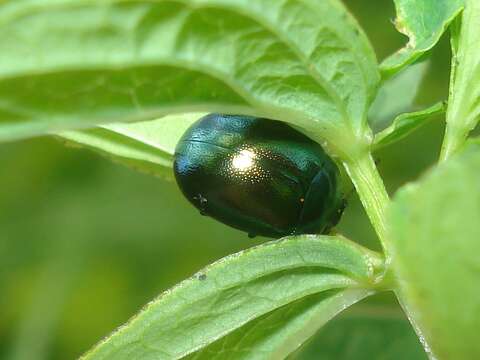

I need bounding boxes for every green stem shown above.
[440,0,480,162]
[440,124,470,161]
[342,151,390,259]
[344,152,437,356]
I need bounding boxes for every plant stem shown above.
[440,0,480,162]
[342,151,390,258]
[440,124,469,161]
[344,152,437,357]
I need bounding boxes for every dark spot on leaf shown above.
[198,273,207,281]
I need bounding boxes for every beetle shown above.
[174,114,345,238]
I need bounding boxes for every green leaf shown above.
[58,113,203,180]
[0,0,379,157]
[440,0,480,160]
[185,289,371,360]
[389,140,480,358]
[381,0,464,76]
[373,102,446,150]
[82,235,383,360]
[368,61,429,132]
[290,301,426,360]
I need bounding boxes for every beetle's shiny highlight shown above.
[174,114,344,238]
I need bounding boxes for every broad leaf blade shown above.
[389,141,480,358]
[373,102,446,150]
[0,0,379,153]
[186,289,371,360]
[381,0,464,76]
[82,235,383,360]
[59,113,203,180]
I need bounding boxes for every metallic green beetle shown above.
[174,114,345,238]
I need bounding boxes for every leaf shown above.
[441,0,480,160]
[373,102,446,150]
[58,113,204,180]
[0,0,379,156]
[290,302,426,360]
[368,61,429,132]
[389,140,480,358]
[82,235,383,360]
[381,0,464,76]
[185,289,371,360]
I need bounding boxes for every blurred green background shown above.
[0,1,451,359]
